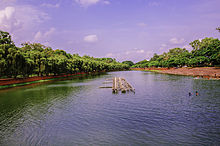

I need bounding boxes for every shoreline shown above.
[0,72,104,89]
[132,67,220,80]
[1,67,219,89]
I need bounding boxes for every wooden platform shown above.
[100,77,135,93]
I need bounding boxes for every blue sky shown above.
[0,0,219,62]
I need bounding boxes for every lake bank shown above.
[0,72,102,89]
[1,67,219,89]
[132,67,220,80]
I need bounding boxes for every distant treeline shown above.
[0,31,129,78]
[129,37,220,68]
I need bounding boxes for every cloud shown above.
[137,22,147,27]
[106,53,113,57]
[75,0,101,7]
[75,0,110,7]
[103,1,110,5]
[0,7,17,30]
[34,27,56,41]
[105,48,152,62]
[137,49,145,53]
[0,7,15,19]
[169,37,185,45]
[161,44,167,48]
[33,27,56,47]
[41,3,60,8]
[84,34,98,43]
[0,4,49,45]
[125,48,145,55]
[0,5,49,32]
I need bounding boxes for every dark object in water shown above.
[189,92,192,96]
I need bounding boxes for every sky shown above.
[0,0,219,62]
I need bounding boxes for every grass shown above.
[0,72,103,90]
[146,70,160,72]
[0,79,50,89]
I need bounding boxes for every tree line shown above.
[0,30,129,78]
[130,37,220,68]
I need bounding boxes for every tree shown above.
[122,61,134,67]
[148,61,159,67]
[150,53,159,61]
[0,30,16,77]
[190,37,220,66]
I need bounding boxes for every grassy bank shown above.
[0,72,103,89]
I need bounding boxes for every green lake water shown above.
[0,71,220,145]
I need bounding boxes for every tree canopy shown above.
[132,37,220,68]
[122,61,134,67]
[0,31,129,78]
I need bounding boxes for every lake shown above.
[0,71,220,145]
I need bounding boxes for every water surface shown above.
[0,71,220,145]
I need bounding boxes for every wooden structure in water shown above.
[112,77,135,93]
[100,77,135,93]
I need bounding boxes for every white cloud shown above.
[84,35,98,43]
[169,37,185,45]
[0,7,16,30]
[105,48,150,62]
[41,3,60,8]
[106,53,113,57]
[75,0,101,7]
[0,7,15,20]
[125,48,145,55]
[103,1,110,5]
[75,0,109,7]
[0,5,49,33]
[137,49,145,53]
[161,44,167,48]
[33,27,56,47]
[137,22,147,27]
[34,27,56,41]
[0,5,49,45]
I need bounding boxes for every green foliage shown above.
[148,61,159,67]
[122,61,134,67]
[190,37,220,66]
[132,37,220,68]
[0,31,129,78]
[131,60,148,68]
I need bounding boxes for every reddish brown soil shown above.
[0,72,86,86]
[133,67,220,79]
[160,67,220,79]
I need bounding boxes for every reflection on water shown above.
[0,71,220,145]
